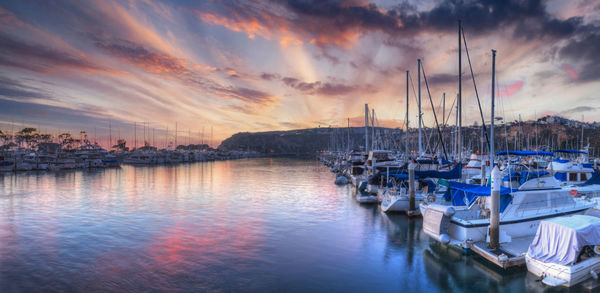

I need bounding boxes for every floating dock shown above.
[470,236,534,269]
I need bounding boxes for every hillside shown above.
[218,116,600,157]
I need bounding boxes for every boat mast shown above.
[347,118,350,153]
[458,20,462,164]
[109,120,112,149]
[405,70,409,160]
[491,49,496,167]
[418,58,422,156]
[442,93,446,129]
[364,104,369,154]
[371,109,375,150]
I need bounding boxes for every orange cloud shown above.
[197,12,272,40]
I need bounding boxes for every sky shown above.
[0,0,599,147]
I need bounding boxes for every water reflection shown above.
[0,158,556,291]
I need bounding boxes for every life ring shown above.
[594,245,600,255]
[426,193,435,203]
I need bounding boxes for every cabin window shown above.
[550,191,574,208]
[569,173,578,181]
[516,193,548,211]
[581,173,589,182]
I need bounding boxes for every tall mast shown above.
[418,58,422,156]
[458,20,462,163]
[109,120,112,149]
[455,94,459,157]
[490,49,496,167]
[347,118,350,152]
[581,115,584,150]
[364,104,369,153]
[134,122,137,150]
[405,70,409,159]
[442,93,446,129]
[371,109,375,150]
[175,122,178,147]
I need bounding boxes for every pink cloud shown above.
[561,63,579,80]
[497,81,524,97]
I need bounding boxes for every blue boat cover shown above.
[553,159,569,163]
[387,173,414,180]
[415,163,462,179]
[554,149,587,154]
[554,172,567,182]
[496,150,553,156]
[519,171,550,185]
[383,164,461,180]
[440,180,513,212]
[580,171,600,186]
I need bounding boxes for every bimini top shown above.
[438,180,514,212]
[496,150,554,156]
[527,215,600,265]
[383,163,462,180]
[554,149,587,154]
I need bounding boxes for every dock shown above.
[470,236,534,269]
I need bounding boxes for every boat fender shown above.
[498,254,508,263]
[440,234,450,245]
[444,207,455,217]
[426,193,435,203]
[591,269,599,280]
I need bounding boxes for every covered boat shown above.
[526,215,600,287]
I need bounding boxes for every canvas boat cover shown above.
[527,215,600,266]
[383,163,462,180]
[438,180,513,212]
[554,149,588,154]
[496,150,554,156]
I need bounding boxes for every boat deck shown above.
[471,236,534,269]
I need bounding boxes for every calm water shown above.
[0,158,547,292]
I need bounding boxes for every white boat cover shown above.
[527,215,600,265]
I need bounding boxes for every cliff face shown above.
[218,116,600,156]
[218,127,383,155]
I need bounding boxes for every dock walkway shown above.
[471,236,534,269]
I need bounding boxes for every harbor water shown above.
[0,158,542,292]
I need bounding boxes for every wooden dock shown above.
[470,236,534,269]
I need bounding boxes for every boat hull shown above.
[526,254,600,287]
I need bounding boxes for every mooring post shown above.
[408,162,416,211]
[480,156,486,186]
[489,166,501,249]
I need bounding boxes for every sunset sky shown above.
[0,0,598,147]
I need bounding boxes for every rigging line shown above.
[408,72,420,123]
[462,25,491,151]
[444,96,457,127]
[421,61,449,160]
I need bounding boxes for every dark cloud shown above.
[95,38,189,75]
[560,106,598,115]
[199,0,583,49]
[0,97,129,132]
[281,76,368,96]
[0,76,53,101]
[216,86,276,105]
[260,72,280,80]
[0,32,105,73]
[558,29,600,81]
[427,73,456,85]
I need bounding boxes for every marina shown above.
[1,0,600,291]
[0,158,579,292]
